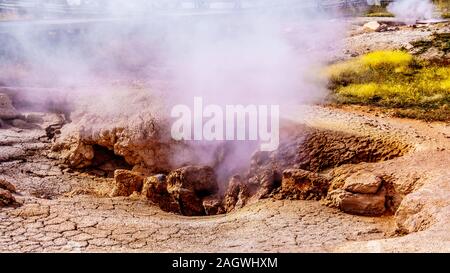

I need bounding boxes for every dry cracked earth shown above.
[1,102,449,253]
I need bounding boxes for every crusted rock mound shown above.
[166,166,219,216]
[109,165,220,216]
[324,170,387,216]
[110,169,145,197]
[50,90,186,172]
[277,169,329,200]
[222,124,408,213]
[142,174,180,214]
[223,175,251,213]
[52,101,410,217]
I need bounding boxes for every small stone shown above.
[110,169,145,197]
[363,21,382,32]
[343,172,382,194]
[328,188,386,216]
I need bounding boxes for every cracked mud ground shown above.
[0,197,393,252]
[1,105,449,253]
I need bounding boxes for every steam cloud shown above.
[0,1,344,104]
[0,1,346,177]
[388,0,436,23]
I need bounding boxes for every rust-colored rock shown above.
[110,169,145,197]
[52,135,95,168]
[327,188,386,216]
[142,174,180,214]
[166,166,218,216]
[167,166,218,193]
[142,167,221,216]
[278,169,329,200]
[223,175,251,213]
[343,171,382,194]
[142,174,167,198]
[247,168,281,199]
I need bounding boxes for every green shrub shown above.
[326,51,450,121]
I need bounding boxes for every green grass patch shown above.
[364,5,394,18]
[326,50,450,121]
[366,12,394,18]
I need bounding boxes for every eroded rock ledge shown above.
[82,122,411,217]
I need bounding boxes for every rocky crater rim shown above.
[51,121,411,218]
